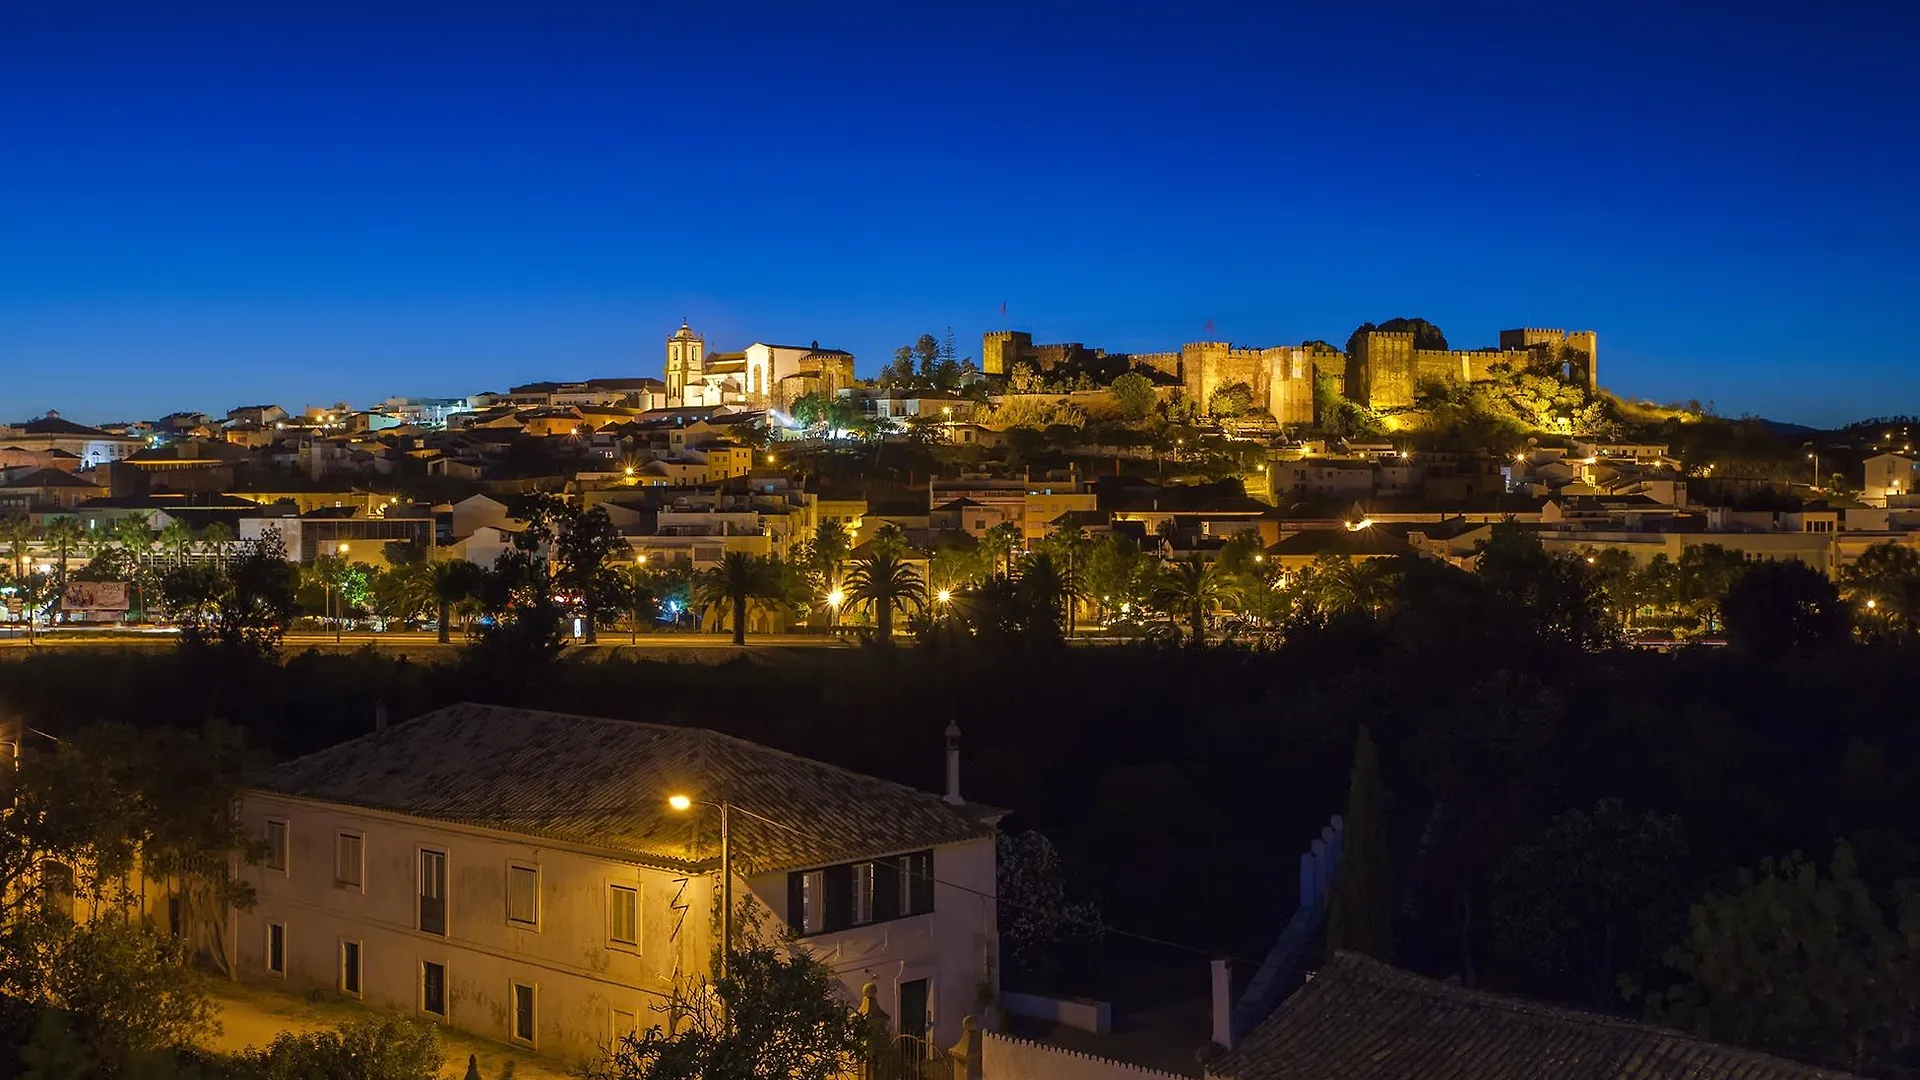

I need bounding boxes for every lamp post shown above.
[666,795,805,984]
[333,543,351,644]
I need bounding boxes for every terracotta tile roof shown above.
[1212,953,1859,1080]
[252,703,999,873]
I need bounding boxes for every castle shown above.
[664,322,855,412]
[983,325,1597,420]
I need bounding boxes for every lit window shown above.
[336,833,363,889]
[608,885,639,947]
[852,862,875,925]
[801,870,825,934]
[264,820,288,873]
[508,865,539,927]
[419,850,447,935]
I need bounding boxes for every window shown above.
[340,940,362,997]
[511,982,536,1045]
[419,850,446,935]
[266,923,285,976]
[264,820,288,873]
[507,865,539,927]
[851,862,875,925]
[421,961,447,1017]
[167,895,183,938]
[900,851,935,917]
[799,870,824,934]
[610,1008,637,1044]
[608,884,638,947]
[336,833,363,889]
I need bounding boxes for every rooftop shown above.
[252,703,998,873]
[1213,952,1857,1080]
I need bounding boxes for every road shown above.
[0,628,849,651]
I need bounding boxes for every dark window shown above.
[787,850,932,936]
[267,923,285,974]
[901,851,934,916]
[512,982,536,1044]
[422,961,446,1017]
[341,941,361,996]
[419,850,446,935]
[167,895,183,938]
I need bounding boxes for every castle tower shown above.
[665,322,705,407]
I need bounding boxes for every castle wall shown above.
[1349,331,1417,410]
[1126,351,1182,379]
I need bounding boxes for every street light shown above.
[936,588,952,604]
[332,543,351,644]
[666,795,806,983]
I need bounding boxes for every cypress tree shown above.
[1327,724,1393,959]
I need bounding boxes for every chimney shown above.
[943,721,963,805]
[374,699,389,731]
[1211,958,1235,1050]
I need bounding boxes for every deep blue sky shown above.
[3,1,1916,426]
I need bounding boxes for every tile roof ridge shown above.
[1321,952,1856,1072]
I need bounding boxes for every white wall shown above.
[747,836,998,1047]
[238,794,715,1066]
[982,1032,1186,1080]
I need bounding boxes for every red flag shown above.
[1205,317,1215,337]
[999,301,1007,317]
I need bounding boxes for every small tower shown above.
[665,322,705,407]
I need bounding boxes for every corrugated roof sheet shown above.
[252,703,998,873]
[1211,953,1860,1080]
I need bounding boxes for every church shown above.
[663,322,855,412]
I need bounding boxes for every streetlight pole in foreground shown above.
[667,794,805,983]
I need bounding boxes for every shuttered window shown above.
[787,850,933,936]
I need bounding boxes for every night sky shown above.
[3,1,1915,426]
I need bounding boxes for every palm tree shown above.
[157,519,194,567]
[42,516,83,622]
[868,523,908,560]
[842,551,927,641]
[982,522,1023,576]
[431,559,483,644]
[615,559,658,645]
[695,551,782,646]
[0,512,34,582]
[113,516,156,620]
[200,521,235,562]
[1154,555,1237,646]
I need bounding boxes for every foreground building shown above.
[236,704,1000,1064]
[1209,952,1854,1080]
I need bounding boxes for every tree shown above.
[842,551,926,641]
[1836,541,1920,638]
[1207,380,1255,418]
[158,534,299,661]
[1674,544,1747,634]
[696,552,783,646]
[1721,559,1849,659]
[554,505,626,644]
[1474,524,1615,648]
[981,522,1022,577]
[808,520,852,593]
[156,519,194,567]
[997,830,1104,988]
[368,562,435,629]
[40,517,82,621]
[1326,725,1392,960]
[240,1015,443,1080]
[1081,534,1149,621]
[1110,372,1156,422]
[1492,799,1689,1009]
[430,559,482,645]
[615,560,660,644]
[112,517,156,620]
[1153,555,1235,645]
[583,941,865,1080]
[1642,843,1920,1074]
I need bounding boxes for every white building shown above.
[236,704,1001,1066]
[0,412,146,467]
[1864,453,1919,507]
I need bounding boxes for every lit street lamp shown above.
[666,795,804,983]
[331,543,351,644]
